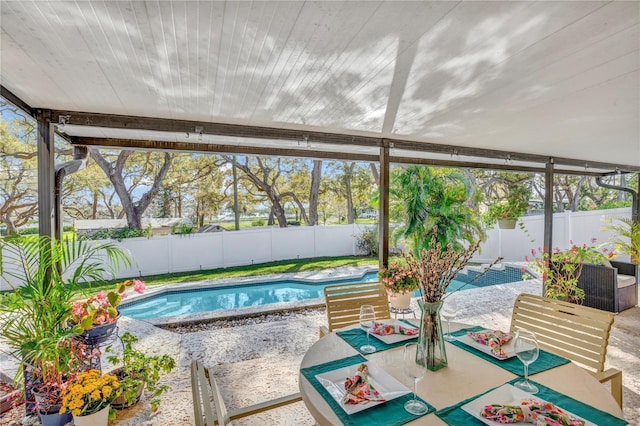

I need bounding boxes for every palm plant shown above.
[604,217,640,263]
[389,166,484,254]
[0,235,132,407]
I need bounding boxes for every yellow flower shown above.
[90,390,101,400]
[102,385,112,398]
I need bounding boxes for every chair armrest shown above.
[610,260,637,277]
[228,392,302,420]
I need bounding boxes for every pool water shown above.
[119,266,524,320]
[120,272,379,320]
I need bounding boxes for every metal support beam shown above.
[379,144,390,269]
[54,109,640,173]
[543,160,555,296]
[36,110,55,239]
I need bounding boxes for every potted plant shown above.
[483,184,530,229]
[105,332,176,411]
[378,257,418,310]
[29,337,101,426]
[526,240,615,303]
[59,369,121,426]
[604,217,640,264]
[0,235,131,415]
[68,279,146,345]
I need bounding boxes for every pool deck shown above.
[1,266,638,425]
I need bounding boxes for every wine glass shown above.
[513,329,539,393]
[359,305,376,354]
[440,297,457,342]
[403,342,429,415]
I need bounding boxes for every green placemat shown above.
[300,354,435,426]
[435,377,628,425]
[450,327,570,376]
[336,319,418,354]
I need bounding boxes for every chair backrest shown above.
[510,293,614,374]
[191,360,230,426]
[323,281,390,332]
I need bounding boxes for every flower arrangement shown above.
[402,229,502,303]
[69,280,146,332]
[59,369,121,418]
[525,239,615,302]
[378,258,418,294]
[30,338,100,414]
[399,227,502,371]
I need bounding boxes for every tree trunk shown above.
[308,160,322,226]
[369,163,379,188]
[230,157,289,227]
[91,192,98,219]
[90,150,172,229]
[346,163,355,224]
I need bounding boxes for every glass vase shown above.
[417,300,448,371]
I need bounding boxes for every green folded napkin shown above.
[435,377,628,425]
[300,354,435,425]
[336,319,418,354]
[450,326,570,375]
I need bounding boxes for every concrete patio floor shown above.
[1,269,638,425]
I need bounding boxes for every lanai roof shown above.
[1,1,639,174]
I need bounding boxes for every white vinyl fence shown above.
[476,207,632,263]
[0,208,633,289]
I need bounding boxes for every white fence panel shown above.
[271,227,316,260]
[221,228,272,267]
[116,236,172,277]
[476,207,632,263]
[169,233,224,273]
[314,225,359,257]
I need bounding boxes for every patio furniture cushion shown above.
[617,274,636,288]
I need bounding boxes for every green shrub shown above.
[355,227,378,256]
[251,219,266,226]
[171,222,194,235]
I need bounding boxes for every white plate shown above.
[456,333,516,359]
[315,362,411,415]
[461,384,594,425]
[369,320,419,345]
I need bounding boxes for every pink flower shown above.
[591,237,597,244]
[72,302,85,317]
[133,280,146,294]
[96,291,107,300]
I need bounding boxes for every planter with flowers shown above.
[402,228,502,371]
[378,258,418,310]
[59,369,121,426]
[0,235,131,415]
[69,279,146,346]
[526,239,615,304]
[105,332,176,411]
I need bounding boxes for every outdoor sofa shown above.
[577,260,638,313]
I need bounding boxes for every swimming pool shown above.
[119,271,380,320]
[119,265,525,321]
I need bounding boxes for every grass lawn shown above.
[81,255,379,295]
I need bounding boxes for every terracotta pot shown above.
[389,292,412,310]
[111,368,145,410]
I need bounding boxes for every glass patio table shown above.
[299,322,624,425]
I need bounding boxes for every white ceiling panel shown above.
[1,1,638,169]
